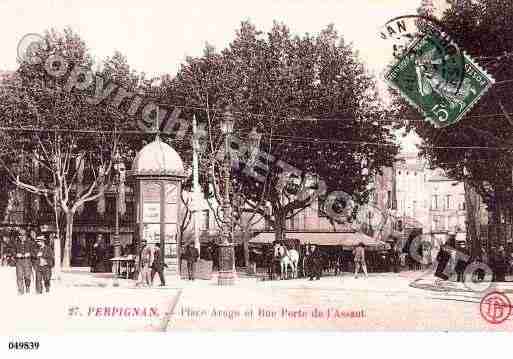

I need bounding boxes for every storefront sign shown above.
[143,203,161,222]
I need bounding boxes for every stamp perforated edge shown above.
[384,31,496,128]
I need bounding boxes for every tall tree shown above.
[167,21,398,249]
[393,0,513,255]
[0,28,131,269]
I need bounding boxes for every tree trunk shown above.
[464,181,480,258]
[62,211,74,269]
[243,230,250,269]
[53,197,62,280]
[274,213,286,242]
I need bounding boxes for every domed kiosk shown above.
[130,136,187,278]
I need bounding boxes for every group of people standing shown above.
[5,228,55,295]
[435,234,512,283]
[299,242,369,280]
[136,241,200,286]
[137,240,166,287]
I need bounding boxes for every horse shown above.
[274,244,300,280]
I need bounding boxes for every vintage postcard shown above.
[1,0,513,353]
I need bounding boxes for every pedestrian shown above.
[91,234,106,273]
[33,235,55,294]
[308,245,322,280]
[454,242,468,283]
[353,242,368,279]
[387,243,398,273]
[494,246,507,282]
[184,243,199,280]
[435,235,454,282]
[151,243,166,286]
[334,250,344,276]
[302,245,311,278]
[10,228,35,295]
[476,245,487,281]
[138,239,152,287]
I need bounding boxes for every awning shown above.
[250,231,390,250]
[403,216,423,229]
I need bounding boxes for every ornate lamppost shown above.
[112,148,126,258]
[215,109,261,286]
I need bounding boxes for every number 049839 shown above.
[8,341,40,350]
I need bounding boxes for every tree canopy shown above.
[394,0,513,225]
[165,21,398,237]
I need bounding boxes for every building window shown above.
[201,210,209,230]
[412,200,417,217]
[446,195,451,210]
[432,215,445,231]
[432,195,438,210]
[386,190,391,208]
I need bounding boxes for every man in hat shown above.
[183,242,199,280]
[10,228,35,294]
[353,242,368,279]
[307,244,322,281]
[138,239,153,287]
[151,243,166,286]
[435,234,455,282]
[33,235,55,294]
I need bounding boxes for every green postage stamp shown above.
[385,33,495,128]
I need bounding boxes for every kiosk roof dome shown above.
[132,136,185,176]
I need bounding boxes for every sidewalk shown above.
[409,272,513,294]
[55,267,422,289]
[0,267,182,333]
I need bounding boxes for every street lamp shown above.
[215,108,262,285]
[217,108,236,285]
[112,148,125,258]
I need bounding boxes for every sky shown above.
[0,0,450,152]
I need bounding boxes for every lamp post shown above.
[215,109,261,285]
[217,109,236,285]
[113,148,125,258]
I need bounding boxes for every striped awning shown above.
[250,231,390,250]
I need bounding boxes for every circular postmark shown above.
[380,15,466,97]
[16,33,46,65]
[480,291,512,324]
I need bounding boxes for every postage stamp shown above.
[385,32,495,128]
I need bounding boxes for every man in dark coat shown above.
[91,235,106,273]
[454,242,468,282]
[493,246,508,282]
[33,236,55,294]
[435,235,455,281]
[308,245,322,280]
[184,243,199,280]
[10,228,35,295]
[151,243,166,286]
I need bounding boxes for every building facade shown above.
[370,152,473,243]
